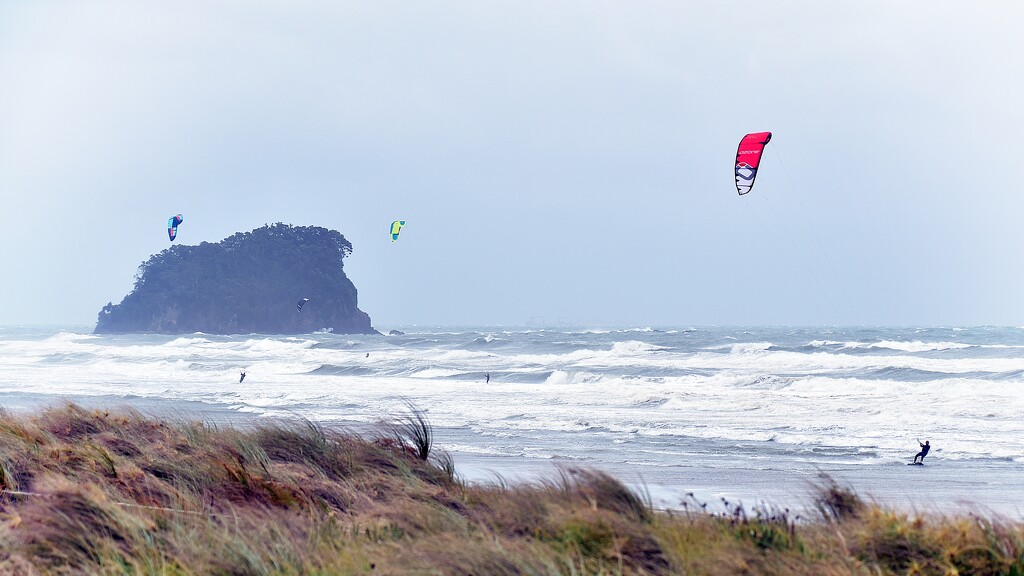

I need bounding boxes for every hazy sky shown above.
[2,2,1022,328]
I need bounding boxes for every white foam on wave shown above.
[704,342,773,354]
[609,340,669,354]
[562,327,659,335]
[806,337,1022,355]
[164,337,212,347]
[543,370,603,385]
[683,346,1024,376]
[490,340,669,372]
[4,327,1024,467]
[841,340,973,352]
[242,338,317,352]
[442,443,512,456]
[46,331,98,342]
[411,368,464,378]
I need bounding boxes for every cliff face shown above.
[95,224,376,335]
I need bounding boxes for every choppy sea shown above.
[2,325,1022,512]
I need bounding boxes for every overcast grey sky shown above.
[2,2,1022,328]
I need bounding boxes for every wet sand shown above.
[450,450,1024,518]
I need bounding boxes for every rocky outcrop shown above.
[95,224,376,335]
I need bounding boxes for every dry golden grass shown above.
[0,403,1019,575]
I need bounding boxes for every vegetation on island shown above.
[0,404,1021,575]
[94,224,375,335]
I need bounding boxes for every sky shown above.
[2,1,1023,328]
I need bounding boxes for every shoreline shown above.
[5,392,1021,519]
[448,451,1024,517]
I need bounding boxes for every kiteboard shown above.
[907,462,924,466]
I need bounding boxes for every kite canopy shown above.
[167,214,183,241]
[296,297,309,312]
[735,132,772,195]
[390,220,405,242]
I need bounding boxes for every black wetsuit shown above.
[240,372,246,383]
[914,442,930,463]
[485,373,490,384]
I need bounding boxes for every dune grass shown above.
[0,403,1019,575]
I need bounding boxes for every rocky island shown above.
[95,224,376,334]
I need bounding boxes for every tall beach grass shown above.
[0,403,1019,575]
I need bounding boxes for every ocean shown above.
[2,325,1022,514]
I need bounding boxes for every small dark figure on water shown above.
[239,371,246,383]
[366,353,369,358]
[914,439,930,463]
[485,373,490,384]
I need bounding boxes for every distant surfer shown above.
[485,373,490,384]
[366,353,369,358]
[239,371,246,383]
[913,439,930,464]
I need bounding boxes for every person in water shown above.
[485,373,490,384]
[239,371,246,383]
[914,439,930,463]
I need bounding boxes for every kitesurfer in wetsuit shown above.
[913,439,930,463]
[485,373,490,384]
[240,371,246,383]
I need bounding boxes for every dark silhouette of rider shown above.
[239,371,246,383]
[485,373,490,384]
[913,439,930,463]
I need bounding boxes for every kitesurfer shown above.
[913,439,930,464]
[485,373,490,384]
[240,371,246,383]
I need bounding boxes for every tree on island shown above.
[95,224,376,335]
